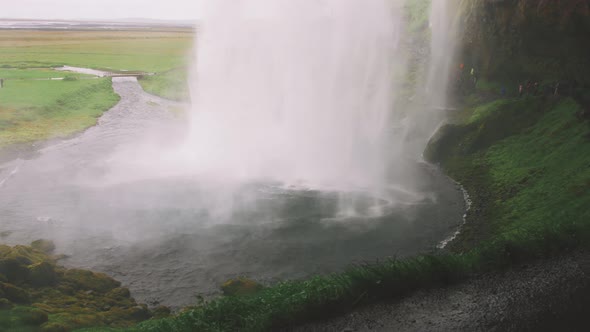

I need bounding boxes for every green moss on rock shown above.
[41,322,69,332]
[107,287,131,299]
[152,305,171,319]
[0,257,30,284]
[1,282,30,303]
[63,269,120,293]
[0,243,154,330]
[31,239,56,254]
[221,277,264,296]
[12,306,49,325]
[28,261,58,287]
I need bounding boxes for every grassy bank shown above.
[0,74,120,147]
[138,67,190,101]
[70,94,588,332]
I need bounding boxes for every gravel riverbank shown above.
[289,251,590,331]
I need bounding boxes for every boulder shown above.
[31,240,56,254]
[152,305,171,318]
[107,287,131,299]
[63,269,120,293]
[27,262,57,287]
[0,258,29,284]
[128,304,152,321]
[221,277,264,296]
[0,283,30,303]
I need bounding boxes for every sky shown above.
[0,0,203,20]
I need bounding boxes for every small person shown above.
[0,78,3,88]
[501,86,506,96]
[519,84,524,97]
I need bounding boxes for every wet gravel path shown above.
[290,252,590,331]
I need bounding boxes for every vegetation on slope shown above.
[427,96,590,253]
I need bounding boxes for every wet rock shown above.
[0,258,30,284]
[27,262,57,287]
[1,282,30,303]
[31,239,56,254]
[129,304,152,321]
[57,285,76,295]
[63,269,120,293]
[221,277,264,296]
[152,305,171,318]
[107,287,131,299]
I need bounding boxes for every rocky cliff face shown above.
[460,0,590,84]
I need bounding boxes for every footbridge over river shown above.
[55,65,154,78]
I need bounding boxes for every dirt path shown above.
[289,252,590,331]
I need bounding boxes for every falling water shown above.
[426,0,459,108]
[178,0,405,193]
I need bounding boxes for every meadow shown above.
[0,30,193,72]
[0,29,193,147]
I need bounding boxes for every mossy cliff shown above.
[425,94,590,254]
[0,241,167,332]
[459,0,590,84]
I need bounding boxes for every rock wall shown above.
[459,0,590,84]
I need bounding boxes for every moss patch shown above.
[0,242,162,331]
[221,278,264,297]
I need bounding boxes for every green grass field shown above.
[0,68,89,80]
[0,76,120,146]
[0,30,193,72]
[0,29,193,147]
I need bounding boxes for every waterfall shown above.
[181,0,406,192]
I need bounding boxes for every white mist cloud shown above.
[0,0,203,20]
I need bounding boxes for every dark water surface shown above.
[0,78,465,308]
